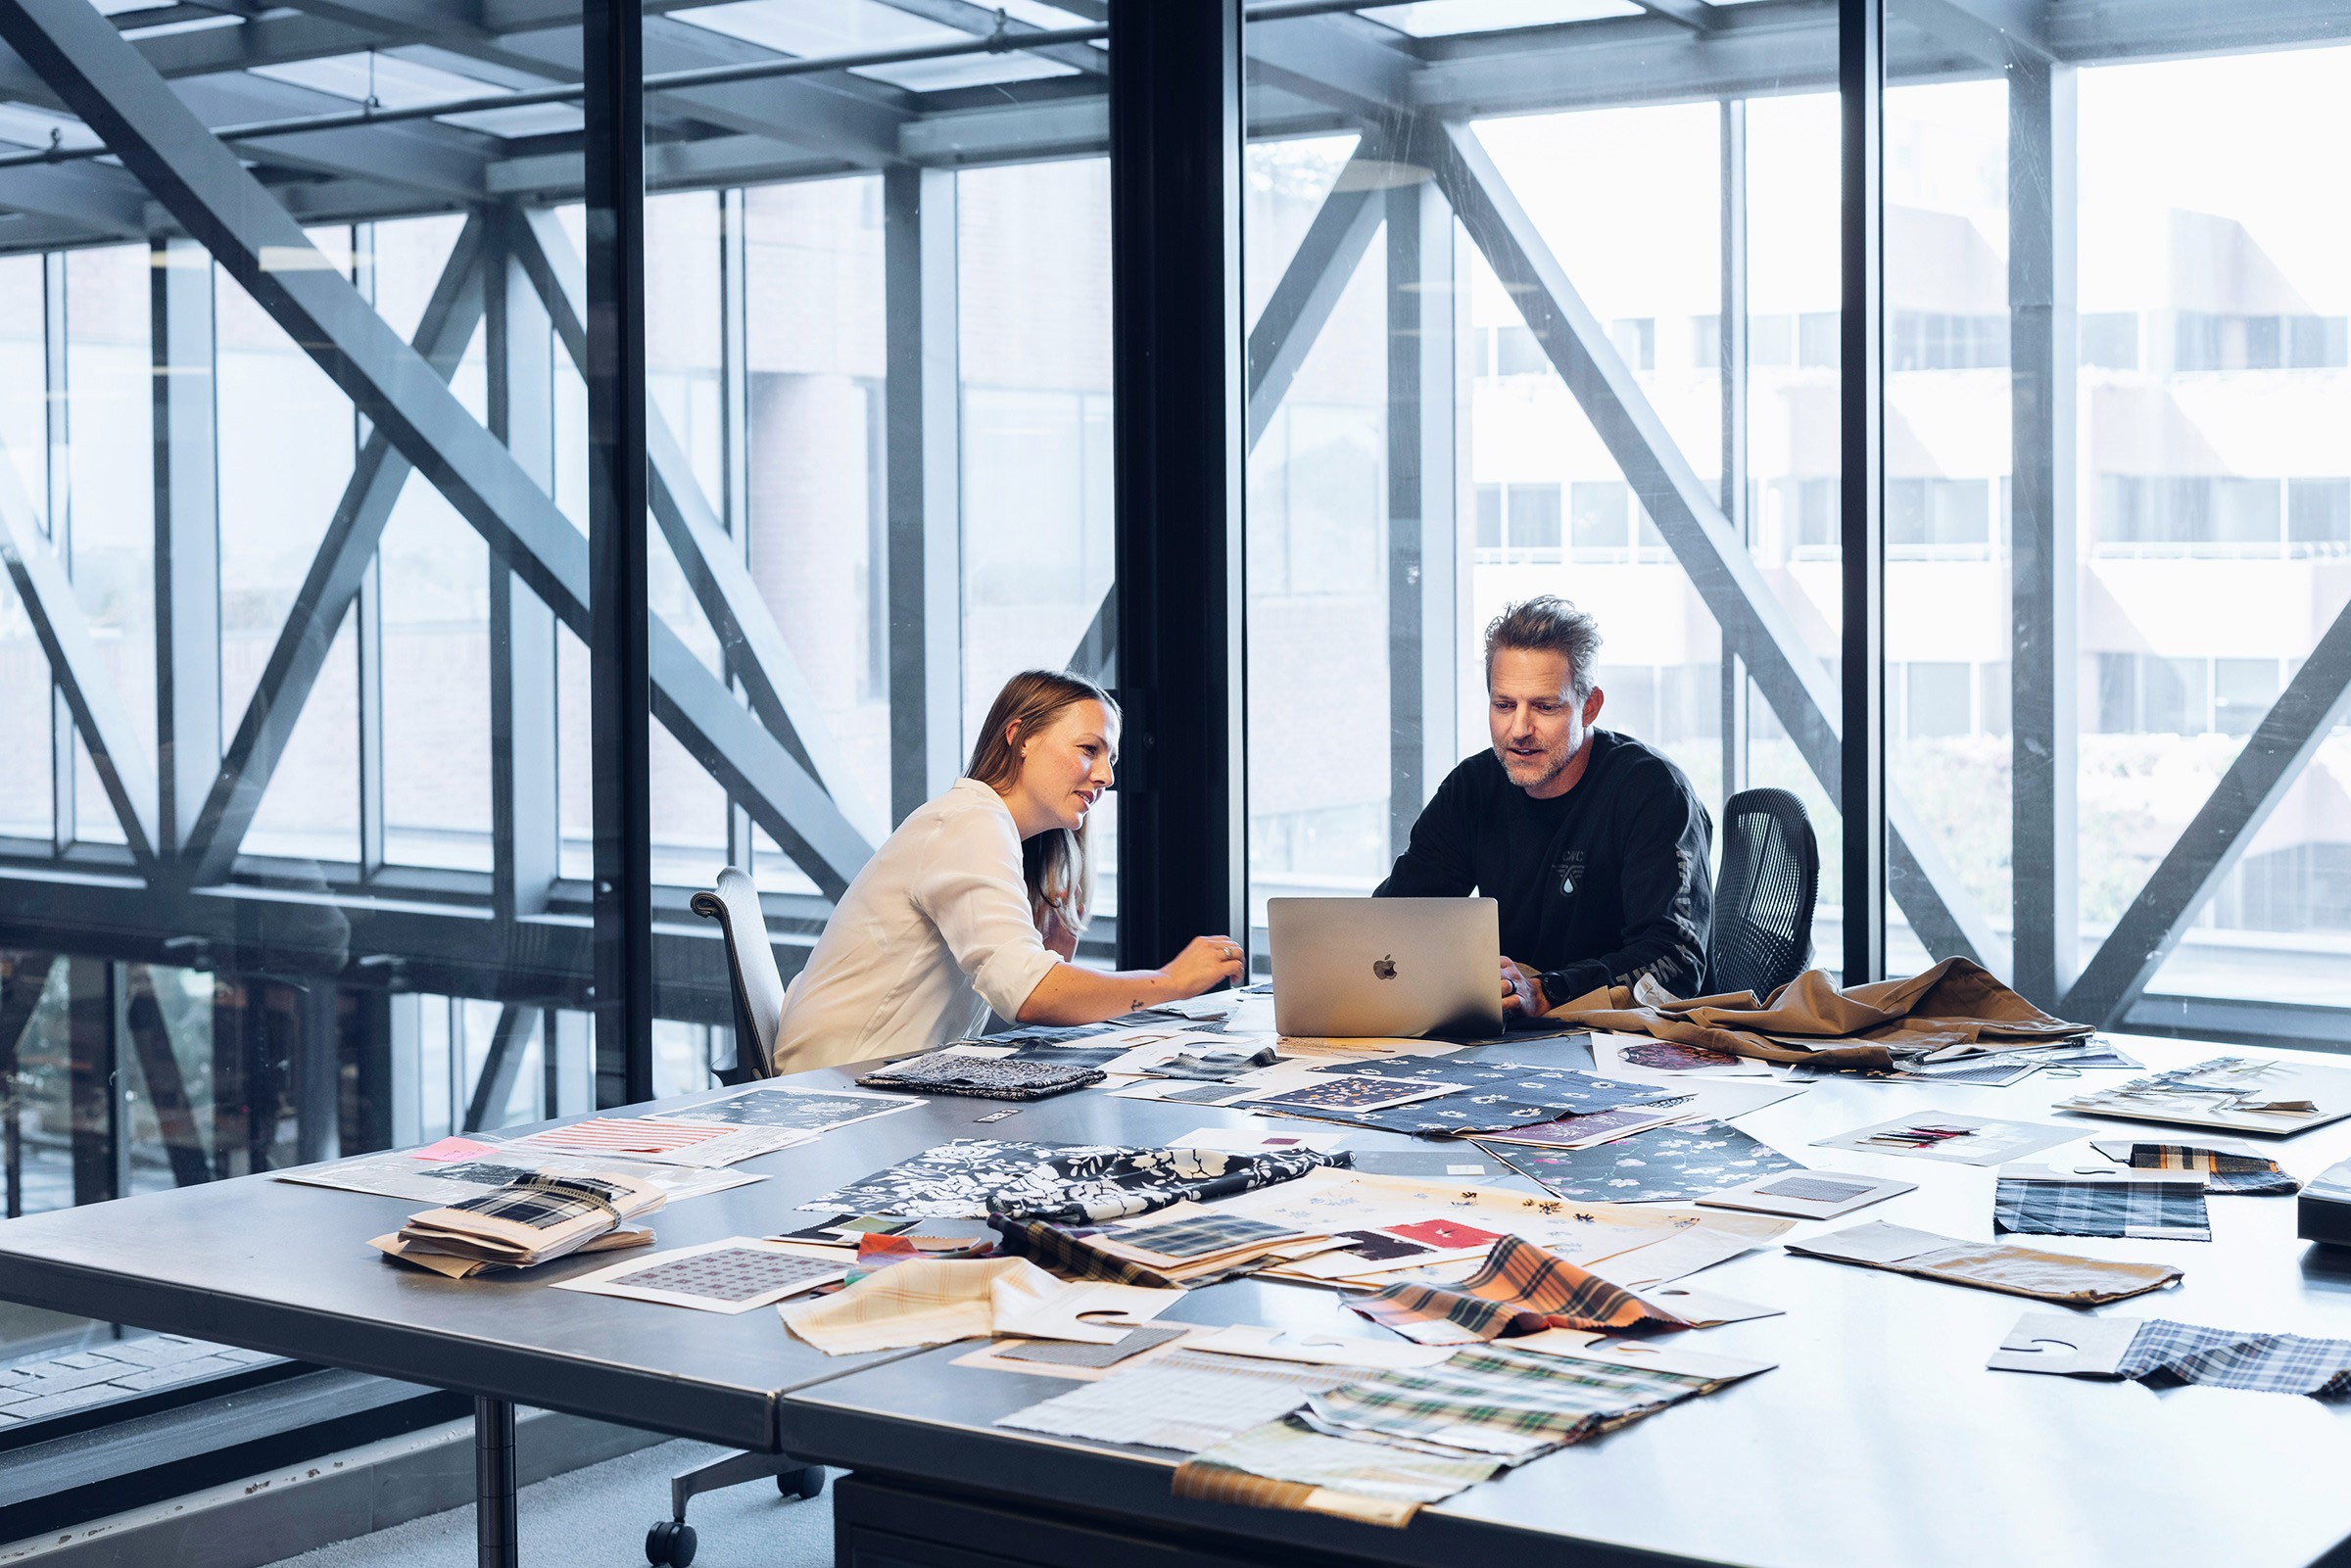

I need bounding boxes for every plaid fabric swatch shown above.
[446,1172,633,1231]
[1111,1211,1294,1260]
[2119,1319,2351,1397]
[988,1216,1275,1290]
[1993,1175,2211,1241]
[1306,1343,1712,1457]
[1345,1234,1685,1344]
[2128,1144,2300,1196]
[1174,1415,1502,1522]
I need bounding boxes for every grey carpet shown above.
[262,1441,834,1568]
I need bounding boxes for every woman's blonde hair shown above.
[966,669,1119,931]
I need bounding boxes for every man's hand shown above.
[1500,956,1543,1016]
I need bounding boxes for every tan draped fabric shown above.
[1543,956,2090,1070]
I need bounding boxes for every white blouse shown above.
[772,778,1064,1072]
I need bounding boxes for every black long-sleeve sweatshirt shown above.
[1373,732,1713,1007]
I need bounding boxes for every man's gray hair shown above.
[1483,595,1603,699]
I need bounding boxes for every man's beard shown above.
[1498,737,1574,791]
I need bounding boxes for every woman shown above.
[771,669,1245,1072]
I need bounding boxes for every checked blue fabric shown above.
[2119,1320,2351,1397]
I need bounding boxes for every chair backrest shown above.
[690,868,783,1084]
[1703,787,1819,1000]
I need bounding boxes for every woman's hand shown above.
[1160,934,1246,998]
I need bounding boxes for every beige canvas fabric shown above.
[1544,956,2090,1069]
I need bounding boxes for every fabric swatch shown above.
[777,1257,1066,1354]
[1306,1342,1713,1458]
[798,1140,1346,1224]
[1174,1416,1502,1522]
[1484,1120,1801,1203]
[856,1054,1104,1101]
[2120,1319,2351,1396]
[995,1348,1348,1451]
[1993,1173,2211,1241]
[2127,1143,2300,1196]
[1277,1068,1679,1137]
[1345,1234,1687,1344]
[990,1215,1292,1291]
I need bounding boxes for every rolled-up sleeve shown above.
[908,808,1064,1021]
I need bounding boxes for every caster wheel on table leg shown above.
[645,1518,697,1567]
[779,1466,826,1502]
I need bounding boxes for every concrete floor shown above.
[261,1440,835,1568]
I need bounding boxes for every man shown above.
[1376,595,1713,1016]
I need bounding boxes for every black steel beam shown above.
[0,451,160,867]
[874,0,1111,75]
[583,0,652,1105]
[1109,0,1249,967]
[151,237,220,864]
[1246,162,1382,450]
[506,208,884,843]
[1840,0,1886,983]
[2007,56,2077,1008]
[884,164,964,826]
[179,215,490,887]
[461,1002,536,1131]
[2063,599,2351,1028]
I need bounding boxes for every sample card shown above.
[666,1084,922,1134]
[275,1147,757,1206]
[1486,1120,1802,1203]
[504,1117,809,1167]
[1591,1032,1772,1079]
[2055,1056,2351,1136]
[1698,1168,1916,1220]
[1811,1111,2082,1166]
[552,1239,847,1314]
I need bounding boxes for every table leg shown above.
[474,1396,518,1568]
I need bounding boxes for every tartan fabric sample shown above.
[1344,1234,1685,1343]
[1993,1176,2211,1240]
[2119,1320,2351,1397]
[2128,1144,2300,1196]
[1174,1415,1501,1521]
[987,1217,1272,1290]
[444,1173,633,1230]
[1306,1344,1711,1456]
[1110,1211,1293,1261]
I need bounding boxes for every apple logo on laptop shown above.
[1371,954,1398,980]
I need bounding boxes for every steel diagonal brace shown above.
[0,0,869,898]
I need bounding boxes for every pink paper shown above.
[408,1136,496,1162]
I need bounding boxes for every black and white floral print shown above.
[797,1139,1349,1223]
[1484,1120,1800,1203]
[1287,1065,1677,1136]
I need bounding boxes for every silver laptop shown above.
[1268,897,1504,1039]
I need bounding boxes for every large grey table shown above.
[1,1030,2348,1568]
[776,1033,2351,1568]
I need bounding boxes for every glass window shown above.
[2289,478,2351,550]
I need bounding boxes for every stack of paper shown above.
[370,1169,665,1278]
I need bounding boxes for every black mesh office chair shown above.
[642,871,823,1568]
[1703,788,1819,1000]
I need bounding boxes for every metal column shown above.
[884,164,964,825]
[1386,176,1458,856]
[584,0,654,1107]
[67,957,120,1206]
[1109,0,1249,966]
[473,1396,518,1568]
[1839,0,1888,983]
[152,237,220,868]
[2008,55,2079,1007]
[43,253,72,853]
[1718,97,1751,801]
[488,212,560,924]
